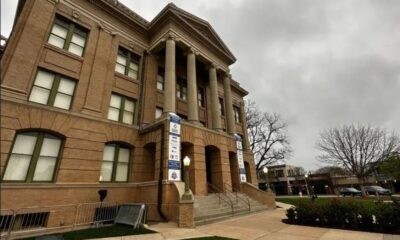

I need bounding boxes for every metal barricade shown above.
[1,201,118,239]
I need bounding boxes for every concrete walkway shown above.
[94,207,400,240]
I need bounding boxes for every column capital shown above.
[224,72,232,79]
[187,47,199,55]
[164,32,178,42]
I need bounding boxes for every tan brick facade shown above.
[1,0,263,227]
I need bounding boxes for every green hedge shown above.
[285,199,400,234]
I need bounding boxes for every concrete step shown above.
[194,207,268,226]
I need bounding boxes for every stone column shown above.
[187,48,199,123]
[209,64,221,130]
[163,35,176,114]
[223,73,236,135]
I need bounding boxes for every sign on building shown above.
[235,134,247,182]
[168,113,181,181]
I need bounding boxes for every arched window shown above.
[2,131,63,182]
[100,143,131,182]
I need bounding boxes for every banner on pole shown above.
[168,113,181,181]
[235,134,247,182]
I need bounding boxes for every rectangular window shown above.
[219,97,225,116]
[29,69,76,110]
[155,107,163,119]
[198,88,205,107]
[48,16,88,57]
[107,93,136,125]
[100,144,130,182]
[2,132,62,182]
[234,106,241,123]
[115,47,140,80]
[176,77,187,100]
[157,67,164,91]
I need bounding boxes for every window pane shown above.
[29,87,50,105]
[39,136,61,157]
[71,33,85,47]
[115,163,128,181]
[115,64,125,74]
[108,108,120,121]
[128,69,137,79]
[35,71,55,89]
[48,35,65,49]
[155,108,163,118]
[110,94,121,108]
[129,62,138,71]
[100,162,113,182]
[103,145,115,161]
[51,24,68,39]
[122,111,133,124]
[124,100,134,112]
[32,156,56,181]
[3,155,31,181]
[157,82,163,91]
[118,148,130,163]
[12,133,37,155]
[53,93,72,109]
[68,43,83,56]
[58,78,75,95]
[116,54,127,66]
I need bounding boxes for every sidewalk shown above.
[95,207,400,240]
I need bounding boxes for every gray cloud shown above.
[1,0,399,170]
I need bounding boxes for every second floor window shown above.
[176,78,187,100]
[155,107,163,119]
[115,48,140,80]
[100,143,130,182]
[48,16,88,57]
[198,88,205,107]
[2,132,63,182]
[157,67,164,91]
[29,69,76,110]
[234,106,241,123]
[107,94,135,125]
[219,97,225,116]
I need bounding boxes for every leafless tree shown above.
[245,100,291,173]
[317,123,400,195]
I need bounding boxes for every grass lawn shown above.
[277,196,393,207]
[20,224,156,240]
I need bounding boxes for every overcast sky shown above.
[1,0,399,170]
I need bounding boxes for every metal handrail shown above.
[223,182,251,211]
[207,183,234,214]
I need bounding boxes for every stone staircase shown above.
[194,191,268,226]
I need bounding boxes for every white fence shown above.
[0,202,118,239]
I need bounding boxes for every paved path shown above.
[94,207,400,240]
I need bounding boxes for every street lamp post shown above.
[263,166,272,192]
[304,173,310,196]
[181,156,193,201]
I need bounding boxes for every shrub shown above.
[285,199,400,234]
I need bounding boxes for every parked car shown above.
[339,187,362,196]
[365,186,392,195]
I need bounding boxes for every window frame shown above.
[198,87,205,108]
[115,47,141,80]
[100,143,131,183]
[157,67,165,91]
[1,131,64,183]
[28,69,77,110]
[48,15,88,57]
[107,93,136,125]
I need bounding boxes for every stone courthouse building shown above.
[0,0,274,230]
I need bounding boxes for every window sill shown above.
[114,72,140,84]
[44,43,84,62]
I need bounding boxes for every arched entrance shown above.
[229,152,240,192]
[205,145,223,192]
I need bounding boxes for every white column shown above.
[163,35,176,113]
[187,47,199,123]
[223,73,236,135]
[209,64,221,130]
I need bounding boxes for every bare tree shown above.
[245,99,291,173]
[317,123,400,195]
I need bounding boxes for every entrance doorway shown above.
[229,152,240,192]
[205,145,222,192]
